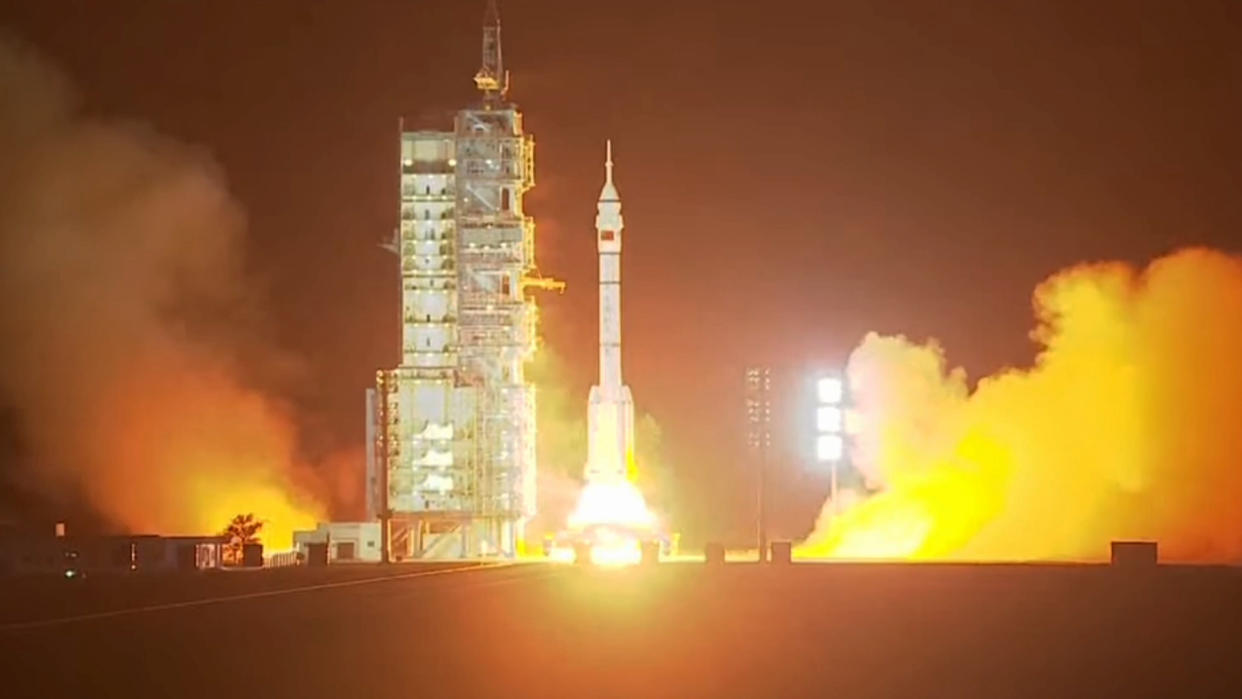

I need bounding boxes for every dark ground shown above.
[3,562,1242,698]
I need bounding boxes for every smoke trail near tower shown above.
[0,36,322,547]
[800,248,1242,562]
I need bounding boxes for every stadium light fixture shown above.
[816,376,844,405]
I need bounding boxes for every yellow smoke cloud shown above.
[800,248,1242,562]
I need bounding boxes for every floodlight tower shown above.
[745,366,773,562]
[814,374,849,515]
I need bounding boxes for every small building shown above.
[0,530,225,576]
[293,522,382,563]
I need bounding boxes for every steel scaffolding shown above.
[372,1,545,559]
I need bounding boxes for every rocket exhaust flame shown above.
[798,248,1242,563]
[568,481,656,532]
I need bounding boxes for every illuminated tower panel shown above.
[390,132,477,515]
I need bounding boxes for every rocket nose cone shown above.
[599,182,620,203]
[599,140,620,202]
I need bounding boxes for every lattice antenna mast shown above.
[473,0,508,103]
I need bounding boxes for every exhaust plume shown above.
[800,248,1242,562]
[0,36,321,547]
[529,343,670,539]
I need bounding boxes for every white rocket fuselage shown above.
[586,141,635,485]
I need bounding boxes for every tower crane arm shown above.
[522,275,566,294]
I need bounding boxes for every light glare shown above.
[816,405,843,433]
[816,434,844,462]
[817,376,844,405]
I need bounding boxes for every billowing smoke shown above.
[800,248,1242,562]
[528,347,590,534]
[0,36,322,546]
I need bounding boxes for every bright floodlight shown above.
[816,434,844,462]
[816,405,843,433]
[816,376,844,405]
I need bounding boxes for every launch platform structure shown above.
[367,1,555,560]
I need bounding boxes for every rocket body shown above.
[585,141,635,485]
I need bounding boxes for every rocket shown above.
[585,140,636,485]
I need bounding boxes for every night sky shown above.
[4,0,1242,540]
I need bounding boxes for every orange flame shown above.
[99,366,323,550]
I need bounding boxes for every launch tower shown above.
[368,1,556,559]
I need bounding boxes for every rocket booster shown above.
[585,140,635,484]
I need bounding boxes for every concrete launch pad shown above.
[5,561,1241,697]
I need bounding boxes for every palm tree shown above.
[222,513,263,565]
